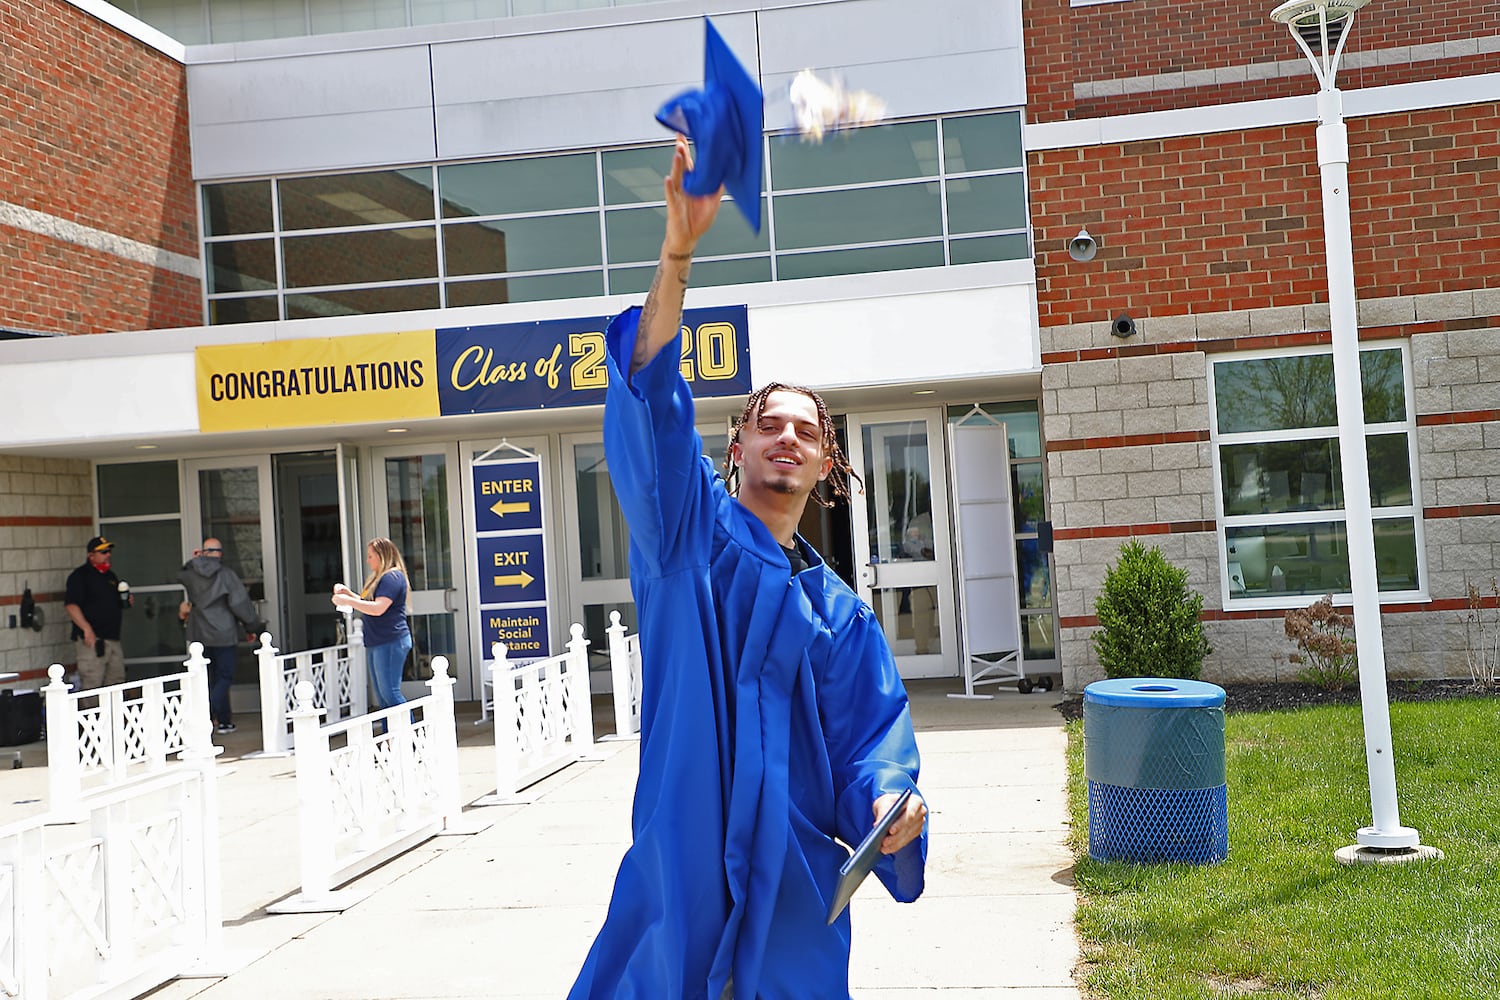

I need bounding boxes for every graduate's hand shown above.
[875,791,927,855]
[663,134,723,257]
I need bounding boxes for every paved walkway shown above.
[8,681,1081,998]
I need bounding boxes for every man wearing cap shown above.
[178,538,260,734]
[64,536,130,691]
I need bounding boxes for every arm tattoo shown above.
[635,266,664,373]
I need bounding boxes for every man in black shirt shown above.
[64,536,130,690]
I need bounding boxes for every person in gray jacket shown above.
[178,538,259,734]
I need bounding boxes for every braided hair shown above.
[723,382,862,509]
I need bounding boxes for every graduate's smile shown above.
[735,390,833,500]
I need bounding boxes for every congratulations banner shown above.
[195,306,750,432]
[196,331,440,432]
[436,305,750,415]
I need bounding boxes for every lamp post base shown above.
[1335,843,1443,867]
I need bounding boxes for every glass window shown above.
[283,228,437,287]
[573,442,629,581]
[285,284,439,319]
[209,296,280,325]
[206,239,276,294]
[207,0,305,42]
[773,183,942,250]
[1212,343,1421,604]
[1214,353,1336,434]
[308,0,407,35]
[1013,462,1045,532]
[439,154,598,218]
[608,256,770,296]
[950,233,1030,265]
[1022,613,1055,660]
[202,181,273,237]
[943,112,1024,172]
[770,121,937,190]
[946,172,1028,234]
[412,0,509,25]
[602,144,675,205]
[136,0,209,45]
[777,242,944,281]
[446,270,604,307]
[1017,537,1051,610]
[605,202,768,265]
[98,462,180,518]
[384,455,452,591]
[106,519,183,582]
[443,213,601,275]
[279,168,436,232]
[1361,348,1406,423]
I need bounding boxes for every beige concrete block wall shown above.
[0,454,93,686]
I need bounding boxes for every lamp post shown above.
[1269,0,1439,864]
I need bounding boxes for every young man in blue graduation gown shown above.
[567,136,928,1000]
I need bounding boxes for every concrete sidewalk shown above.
[17,680,1081,998]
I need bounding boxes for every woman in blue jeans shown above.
[332,537,412,710]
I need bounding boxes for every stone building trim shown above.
[0,201,202,281]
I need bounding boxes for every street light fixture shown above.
[1269,0,1441,865]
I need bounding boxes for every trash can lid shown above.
[1084,677,1226,708]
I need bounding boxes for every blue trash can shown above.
[1084,677,1227,864]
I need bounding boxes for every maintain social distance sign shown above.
[196,306,750,432]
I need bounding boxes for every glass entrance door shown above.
[183,457,278,711]
[845,411,958,679]
[272,452,344,651]
[371,444,468,698]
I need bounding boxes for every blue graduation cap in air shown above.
[655,18,764,233]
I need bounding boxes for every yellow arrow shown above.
[489,499,531,517]
[492,570,535,589]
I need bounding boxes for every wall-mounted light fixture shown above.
[1067,228,1098,262]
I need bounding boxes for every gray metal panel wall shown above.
[188,46,437,178]
[431,14,758,160]
[186,0,1022,181]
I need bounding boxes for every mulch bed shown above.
[1053,678,1499,722]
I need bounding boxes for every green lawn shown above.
[1066,698,1500,999]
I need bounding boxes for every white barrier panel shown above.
[0,750,222,1000]
[254,609,369,756]
[44,643,216,821]
[480,623,595,804]
[606,610,642,740]
[268,656,477,914]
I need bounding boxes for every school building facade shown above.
[0,0,1495,706]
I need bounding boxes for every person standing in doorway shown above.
[178,537,260,734]
[331,537,412,710]
[64,536,130,691]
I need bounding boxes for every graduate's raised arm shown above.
[632,135,724,376]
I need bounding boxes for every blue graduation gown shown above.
[567,307,927,1000]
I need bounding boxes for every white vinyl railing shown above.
[483,624,595,802]
[268,656,467,913]
[254,610,368,756]
[605,611,642,740]
[43,643,216,821]
[1,734,222,1000]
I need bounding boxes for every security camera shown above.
[1067,229,1098,262]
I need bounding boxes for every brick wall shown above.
[0,456,93,687]
[1030,103,1500,329]
[0,0,198,334]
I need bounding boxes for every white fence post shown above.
[425,655,464,830]
[606,611,634,739]
[288,680,335,904]
[347,613,369,719]
[255,631,286,754]
[179,641,225,967]
[489,642,519,800]
[44,663,82,820]
[566,623,595,752]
